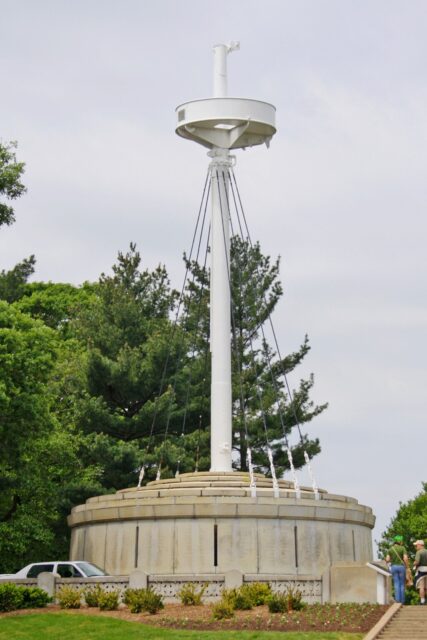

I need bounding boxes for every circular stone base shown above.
[68,472,374,577]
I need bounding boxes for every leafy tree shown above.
[0,301,103,571]
[0,301,62,568]
[0,302,57,469]
[378,483,427,562]
[15,281,97,335]
[0,141,35,304]
[0,141,26,228]
[0,255,36,303]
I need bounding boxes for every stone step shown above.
[376,606,427,639]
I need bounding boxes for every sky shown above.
[1,0,426,554]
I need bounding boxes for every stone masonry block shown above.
[152,504,194,518]
[129,570,148,589]
[37,572,56,598]
[225,569,243,589]
[194,503,237,518]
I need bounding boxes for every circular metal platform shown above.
[175,98,276,150]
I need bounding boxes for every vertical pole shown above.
[210,150,232,472]
[213,42,239,98]
[209,42,239,472]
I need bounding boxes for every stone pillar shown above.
[129,570,148,589]
[37,572,57,599]
[225,569,243,589]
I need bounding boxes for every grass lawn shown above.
[0,613,364,639]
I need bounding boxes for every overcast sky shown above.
[1,0,426,553]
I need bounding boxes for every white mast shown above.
[209,43,239,471]
[175,43,276,473]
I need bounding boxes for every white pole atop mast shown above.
[213,41,240,97]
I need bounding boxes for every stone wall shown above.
[0,571,324,603]
[2,565,385,604]
[69,474,374,578]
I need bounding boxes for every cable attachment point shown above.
[247,446,257,498]
[286,447,301,499]
[267,447,280,498]
[137,465,145,488]
[304,450,319,500]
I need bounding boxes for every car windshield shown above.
[75,562,106,577]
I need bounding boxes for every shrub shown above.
[285,586,305,611]
[233,588,253,610]
[212,601,235,620]
[267,592,288,613]
[219,584,267,610]
[0,583,24,612]
[242,582,272,606]
[405,587,420,605]
[124,588,164,614]
[21,586,51,608]
[57,585,81,609]
[98,590,119,611]
[267,587,305,613]
[84,584,105,607]
[177,582,207,606]
[220,588,238,609]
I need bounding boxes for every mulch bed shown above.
[0,602,389,633]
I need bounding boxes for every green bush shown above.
[212,601,235,620]
[267,587,305,613]
[405,586,420,605]
[267,592,287,613]
[124,588,164,614]
[21,586,51,608]
[57,585,81,609]
[0,583,51,612]
[242,581,272,606]
[220,588,238,609]
[84,584,105,607]
[98,590,119,611]
[220,584,270,610]
[0,583,24,612]
[285,586,305,611]
[177,582,207,606]
[233,588,253,610]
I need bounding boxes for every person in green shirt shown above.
[413,540,427,605]
[386,535,408,604]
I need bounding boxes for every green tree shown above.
[0,301,103,571]
[0,301,63,569]
[0,141,37,305]
[0,255,36,303]
[379,483,427,562]
[182,236,326,476]
[15,281,97,335]
[72,245,182,457]
[0,141,26,228]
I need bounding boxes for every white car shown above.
[0,561,107,579]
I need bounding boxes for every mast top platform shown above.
[175,42,276,151]
[175,98,276,151]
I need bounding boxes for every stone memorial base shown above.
[68,472,375,602]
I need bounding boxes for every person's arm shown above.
[403,553,409,567]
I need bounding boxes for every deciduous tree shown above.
[379,483,427,561]
[0,141,26,228]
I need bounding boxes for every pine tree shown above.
[182,235,327,476]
